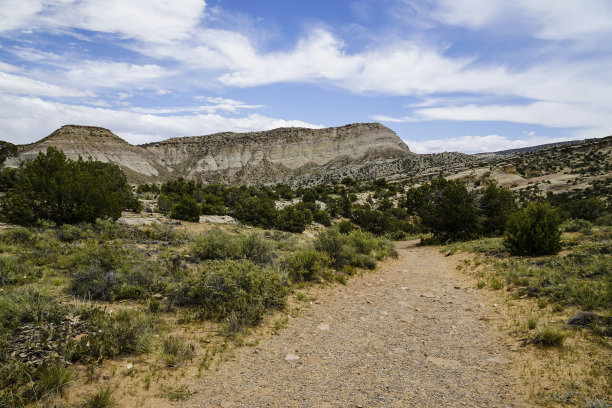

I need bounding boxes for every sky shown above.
[0,0,611,153]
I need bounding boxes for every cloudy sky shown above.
[1,0,611,153]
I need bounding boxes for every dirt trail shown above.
[184,241,526,407]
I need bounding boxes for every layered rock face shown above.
[11,123,416,185]
[142,123,412,184]
[13,125,170,182]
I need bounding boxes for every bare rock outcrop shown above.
[12,125,171,182]
[142,123,412,184]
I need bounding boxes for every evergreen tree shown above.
[504,202,561,255]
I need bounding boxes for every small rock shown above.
[454,286,461,289]
[565,311,600,327]
[420,293,435,298]
[152,293,163,300]
[400,287,409,291]
[486,357,509,364]
[444,251,452,257]
[317,323,330,331]
[285,354,300,361]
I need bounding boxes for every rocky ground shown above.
[179,241,526,408]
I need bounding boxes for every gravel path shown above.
[186,241,525,407]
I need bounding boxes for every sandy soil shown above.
[177,241,527,408]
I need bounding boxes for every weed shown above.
[159,385,194,401]
[161,336,195,367]
[79,385,115,408]
[533,325,566,347]
[527,318,537,330]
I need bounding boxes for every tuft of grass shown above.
[32,363,72,400]
[161,336,195,367]
[533,325,566,347]
[79,385,115,408]
[159,385,194,401]
[527,317,537,330]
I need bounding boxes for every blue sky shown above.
[0,0,611,153]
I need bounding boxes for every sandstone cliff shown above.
[141,123,412,184]
[13,125,171,182]
[8,123,478,185]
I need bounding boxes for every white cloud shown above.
[1,0,206,43]
[62,61,170,89]
[0,0,44,32]
[433,0,612,41]
[406,134,575,154]
[0,71,90,97]
[0,94,321,145]
[413,101,611,135]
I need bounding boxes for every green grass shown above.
[79,385,115,408]
[533,325,566,347]
[161,336,195,367]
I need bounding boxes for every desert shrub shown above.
[406,177,480,241]
[0,227,34,245]
[275,205,310,233]
[478,182,517,236]
[0,147,140,226]
[239,232,275,266]
[66,309,157,362]
[189,229,242,261]
[313,209,331,227]
[0,255,38,287]
[560,218,593,233]
[336,220,355,234]
[314,229,349,269]
[283,249,331,282]
[69,243,166,301]
[595,213,612,226]
[0,288,67,339]
[57,224,83,242]
[170,260,288,326]
[169,196,200,222]
[349,253,377,270]
[557,198,607,222]
[232,194,278,229]
[504,202,561,256]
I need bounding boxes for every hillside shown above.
[10,125,171,183]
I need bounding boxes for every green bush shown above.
[170,260,288,326]
[170,196,200,222]
[0,147,140,225]
[0,227,34,245]
[239,232,275,266]
[314,229,350,269]
[189,229,242,261]
[275,205,310,233]
[560,218,593,233]
[57,224,83,242]
[190,230,275,265]
[66,309,157,362]
[478,182,517,236]
[232,194,278,229]
[504,202,562,256]
[0,255,37,286]
[283,249,331,282]
[69,243,166,301]
[406,177,480,241]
